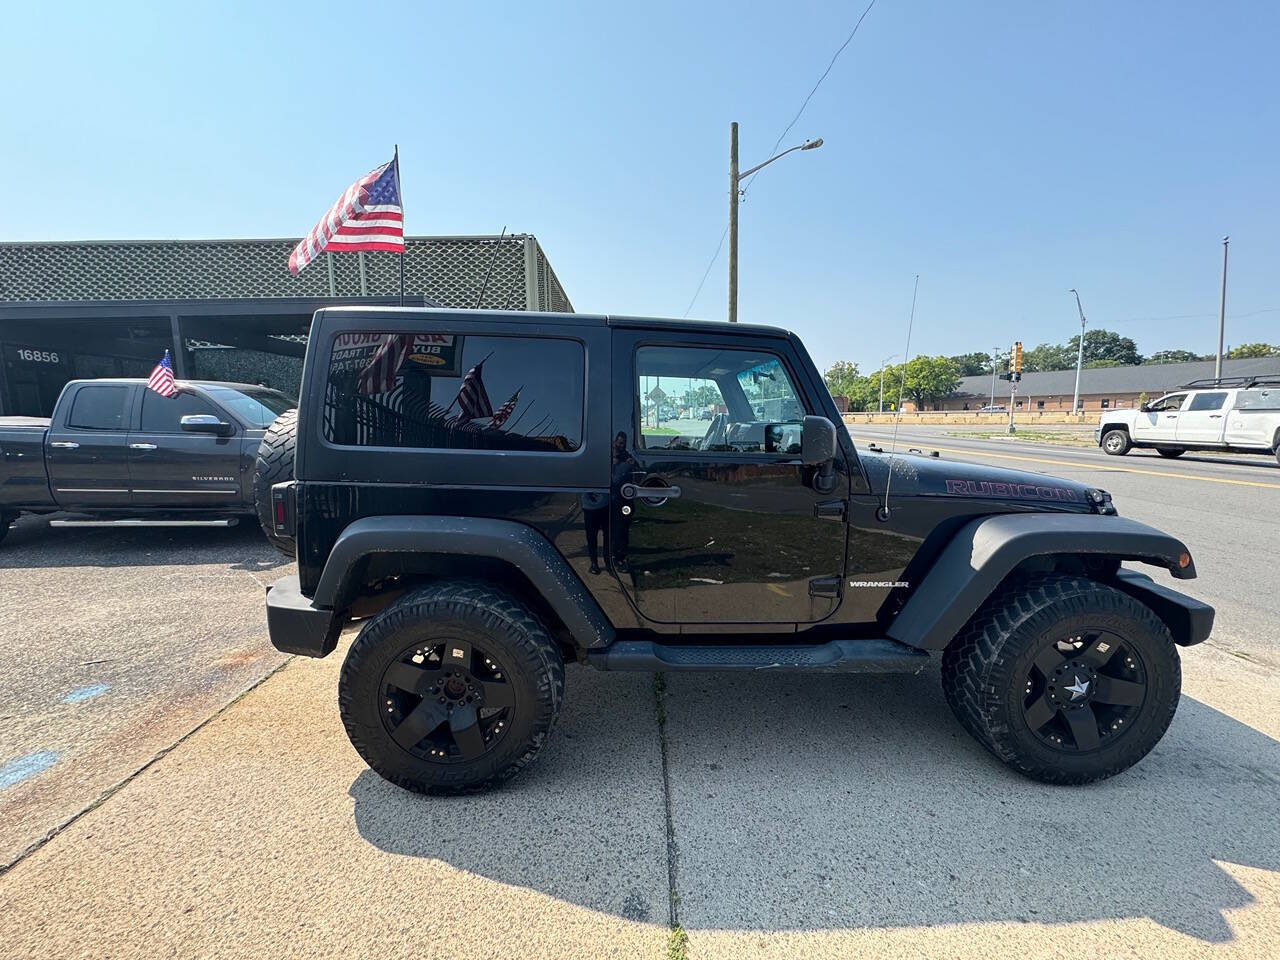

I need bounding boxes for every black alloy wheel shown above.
[1020,629,1147,753]
[379,638,516,763]
[339,580,564,794]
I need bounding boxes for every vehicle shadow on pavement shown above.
[350,666,1278,943]
[0,515,289,571]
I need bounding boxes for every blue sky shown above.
[1,1,1275,373]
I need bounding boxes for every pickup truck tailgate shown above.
[0,419,54,507]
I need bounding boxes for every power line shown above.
[682,0,878,317]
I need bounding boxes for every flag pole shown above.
[394,144,405,306]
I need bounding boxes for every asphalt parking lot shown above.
[2,435,1279,959]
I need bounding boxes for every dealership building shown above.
[0,236,572,417]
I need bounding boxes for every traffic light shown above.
[1013,341,1023,375]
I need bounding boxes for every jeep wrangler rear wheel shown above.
[1101,429,1131,456]
[941,574,1180,785]
[339,581,564,794]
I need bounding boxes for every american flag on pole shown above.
[488,389,521,429]
[454,359,493,421]
[147,350,178,398]
[288,154,404,276]
[357,335,412,396]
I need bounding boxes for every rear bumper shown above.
[1113,570,1215,646]
[265,574,343,657]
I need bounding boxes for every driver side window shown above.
[635,345,805,453]
[1149,393,1186,413]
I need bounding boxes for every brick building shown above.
[940,357,1280,413]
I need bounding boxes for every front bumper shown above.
[1094,426,1103,444]
[1113,570,1214,646]
[265,574,343,657]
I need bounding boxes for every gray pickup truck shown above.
[0,378,295,544]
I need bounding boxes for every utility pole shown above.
[1215,236,1230,379]
[726,123,822,324]
[989,346,1001,409]
[728,122,739,323]
[878,353,898,413]
[1069,288,1087,414]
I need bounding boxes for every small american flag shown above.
[358,335,411,396]
[147,350,178,398]
[488,389,521,429]
[454,359,493,421]
[288,153,404,276]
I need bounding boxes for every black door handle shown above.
[620,482,682,500]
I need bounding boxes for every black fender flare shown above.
[313,516,615,649]
[886,513,1198,651]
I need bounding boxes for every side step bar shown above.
[588,637,930,673]
[50,518,240,528]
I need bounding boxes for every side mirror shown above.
[181,414,234,437]
[801,415,837,466]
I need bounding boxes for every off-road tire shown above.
[339,580,565,795]
[1101,429,1131,456]
[941,574,1181,785]
[253,408,298,557]
[1157,447,1186,458]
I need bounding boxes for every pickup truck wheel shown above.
[941,574,1180,785]
[1156,447,1186,458]
[338,580,564,795]
[253,409,297,557]
[1101,429,1131,456]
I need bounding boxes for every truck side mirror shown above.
[801,416,837,466]
[181,414,234,437]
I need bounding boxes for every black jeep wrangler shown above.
[264,307,1213,793]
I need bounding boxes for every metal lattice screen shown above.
[0,236,569,311]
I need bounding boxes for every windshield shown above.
[203,386,296,427]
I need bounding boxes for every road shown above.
[1,442,1278,959]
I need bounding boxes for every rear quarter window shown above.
[1235,388,1280,410]
[322,332,584,452]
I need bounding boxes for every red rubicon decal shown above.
[943,478,1081,502]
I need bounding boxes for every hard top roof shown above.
[313,305,793,339]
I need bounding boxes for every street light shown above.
[1069,289,1087,414]
[989,346,1003,410]
[878,353,898,413]
[728,122,823,322]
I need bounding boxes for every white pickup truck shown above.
[1096,377,1280,463]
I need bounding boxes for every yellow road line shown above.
[849,436,1280,490]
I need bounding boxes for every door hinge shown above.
[814,499,846,522]
[808,575,842,599]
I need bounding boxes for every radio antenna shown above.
[879,273,919,520]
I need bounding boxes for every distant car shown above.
[979,404,1006,412]
[1096,378,1280,462]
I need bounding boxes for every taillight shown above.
[274,500,286,526]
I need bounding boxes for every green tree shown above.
[948,351,995,377]
[1067,328,1142,366]
[1084,358,1121,368]
[823,360,862,401]
[682,384,721,409]
[1022,342,1074,372]
[1228,343,1280,359]
[901,356,961,410]
[1148,349,1207,364]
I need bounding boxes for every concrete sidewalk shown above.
[0,645,669,960]
[1,637,1277,959]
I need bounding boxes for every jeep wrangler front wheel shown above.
[941,574,1180,785]
[339,581,564,794]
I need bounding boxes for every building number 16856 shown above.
[16,348,60,363]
